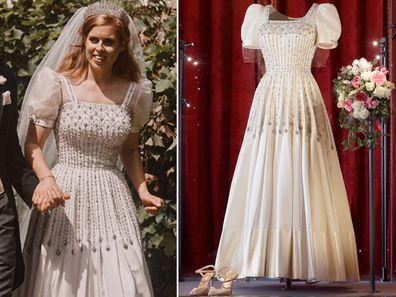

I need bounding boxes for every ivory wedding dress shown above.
[215,3,360,281]
[13,68,154,297]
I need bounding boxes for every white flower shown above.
[358,58,372,71]
[359,108,370,119]
[373,85,391,98]
[347,65,353,70]
[337,101,345,108]
[365,82,375,92]
[352,59,359,66]
[352,110,361,119]
[351,65,361,76]
[348,89,358,97]
[342,80,351,85]
[383,81,395,89]
[361,71,372,82]
[352,100,364,110]
[0,75,7,85]
[352,102,370,119]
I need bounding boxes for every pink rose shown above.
[344,98,352,112]
[365,97,379,109]
[351,76,362,88]
[380,67,389,75]
[371,70,386,86]
[355,91,368,101]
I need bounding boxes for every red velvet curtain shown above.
[180,0,388,277]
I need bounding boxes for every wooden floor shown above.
[179,278,396,296]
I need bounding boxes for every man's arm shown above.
[5,70,38,207]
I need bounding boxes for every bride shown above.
[14,2,162,296]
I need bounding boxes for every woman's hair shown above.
[57,14,141,83]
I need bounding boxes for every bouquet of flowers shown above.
[333,57,395,150]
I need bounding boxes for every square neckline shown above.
[61,75,136,107]
[267,3,317,23]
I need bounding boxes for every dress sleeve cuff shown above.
[29,115,54,128]
[242,41,260,49]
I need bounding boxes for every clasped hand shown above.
[33,178,70,213]
[140,193,164,215]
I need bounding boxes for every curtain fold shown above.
[181,0,387,276]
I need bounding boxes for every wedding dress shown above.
[215,3,360,281]
[13,68,154,297]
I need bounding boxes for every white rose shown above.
[352,59,359,66]
[358,58,372,71]
[361,71,372,81]
[359,108,370,119]
[352,109,361,119]
[365,82,375,92]
[337,101,345,108]
[373,86,383,97]
[351,65,360,76]
[373,85,391,98]
[0,75,7,85]
[352,100,364,110]
[384,88,391,98]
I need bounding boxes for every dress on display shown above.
[13,68,154,297]
[215,3,360,281]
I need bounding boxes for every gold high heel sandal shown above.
[208,268,238,296]
[189,265,216,296]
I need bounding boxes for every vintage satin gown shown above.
[215,4,360,281]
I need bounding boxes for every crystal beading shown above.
[84,1,130,24]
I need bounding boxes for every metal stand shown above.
[380,37,390,282]
[369,118,376,293]
[178,40,193,281]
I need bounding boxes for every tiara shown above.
[84,1,130,24]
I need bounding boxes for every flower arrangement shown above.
[333,58,395,149]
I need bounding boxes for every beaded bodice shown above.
[258,5,317,73]
[55,102,132,168]
[55,80,135,169]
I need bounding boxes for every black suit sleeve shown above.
[5,71,38,208]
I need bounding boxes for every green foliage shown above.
[0,0,176,296]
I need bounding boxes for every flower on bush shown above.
[333,57,395,149]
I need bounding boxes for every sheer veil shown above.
[16,3,148,245]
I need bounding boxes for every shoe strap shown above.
[195,265,216,277]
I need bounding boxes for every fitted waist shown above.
[56,154,119,169]
[55,161,118,170]
[265,64,311,73]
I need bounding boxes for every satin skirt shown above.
[215,71,360,281]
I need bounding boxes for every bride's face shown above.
[85,24,125,71]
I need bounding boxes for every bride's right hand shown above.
[33,176,70,213]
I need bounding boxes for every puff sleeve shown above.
[241,4,265,49]
[315,4,341,49]
[130,80,153,133]
[28,67,63,128]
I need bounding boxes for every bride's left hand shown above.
[140,193,163,215]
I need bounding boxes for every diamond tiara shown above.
[83,1,130,24]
